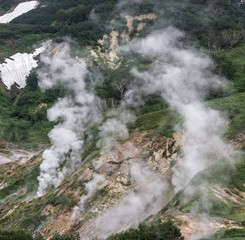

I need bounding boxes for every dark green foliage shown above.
[0,230,79,240]
[156,0,245,45]
[212,45,245,93]
[0,33,52,62]
[0,24,57,40]
[222,228,245,238]
[0,86,11,114]
[0,72,67,148]
[50,233,79,240]
[0,230,33,240]
[106,220,184,240]
[201,228,245,239]
[134,98,181,137]
[96,66,134,101]
[48,193,77,209]
[10,0,117,46]
[18,214,47,231]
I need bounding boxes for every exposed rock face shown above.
[0,130,182,239]
[90,14,157,69]
[35,130,181,239]
[0,129,244,240]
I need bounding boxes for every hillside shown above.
[0,0,244,240]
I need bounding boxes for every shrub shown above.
[106,220,184,240]
[0,230,33,240]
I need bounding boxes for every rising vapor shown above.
[36,43,100,196]
[125,27,231,193]
[76,27,233,239]
[79,162,168,239]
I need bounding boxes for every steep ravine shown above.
[0,130,181,238]
[0,130,243,239]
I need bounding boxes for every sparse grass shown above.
[0,148,12,155]
[49,193,77,209]
[86,187,108,208]
[135,106,181,138]
[0,163,40,202]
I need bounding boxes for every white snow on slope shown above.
[0,47,44,89]
[0,1,39,23]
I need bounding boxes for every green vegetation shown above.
[106,220,184,240]
[0,161,40,202]
[213,45,245,93]
[0,72,67,148]
[178,154,245,221]
[0,189,78,232]
[209,92,245,137]
[48,193,77,209]
[0,230,79,240]
[201,228,245,240]
[0,230,33,240]
[50,233,79,240]
[0,24,56,62]
[157,0,245,47]
[0,0,244,237]
[134,97,181,138]
[191,154,245,191]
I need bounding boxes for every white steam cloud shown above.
[125,27,231,193]
[78,26,232,239]
[34,24,233,239]
[96,109,136,154]
[72,174,105,220]
[80,162,168,239]
[37,43,100,197]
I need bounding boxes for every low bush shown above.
[106,220,184,240]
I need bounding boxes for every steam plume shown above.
[96,109,136,154]
[81,162,168,239]
[72,174,105,220]
[125,28,230,193]
[37,43,100,197]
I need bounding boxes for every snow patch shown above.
[0,1,39,24]
[0,46,45,89]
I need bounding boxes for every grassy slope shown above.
[209,92,245,138]
[0,1,244,239]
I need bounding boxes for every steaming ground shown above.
[35,27,234,239]
[96,109,136,154]
[125,28,231,193]
[82,28,233,238]
[78,162,168,240]
[72,174,105,220]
